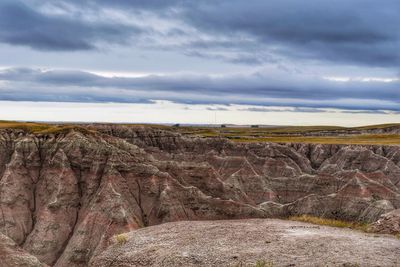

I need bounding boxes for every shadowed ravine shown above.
[0,125,399,266]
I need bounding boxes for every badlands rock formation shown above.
[0,233,47,267]
[0,125,399,266]
[369,209,400,234]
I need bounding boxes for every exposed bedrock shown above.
[90,219,400,267]
[0,126,399,266]
[369,209,400,234]
[0,232,47,267]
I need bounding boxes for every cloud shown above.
[1,67,399,112]
[206,107,229,111]
[181,0,400,67]
[241,107,400,115]
[86,0,185,10]
[0,1,141,51]
[1,0,398,68]
[242,107,330,113]
[0,1,398,116]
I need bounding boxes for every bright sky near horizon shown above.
[1,101,400,127]
[0,0,399,126]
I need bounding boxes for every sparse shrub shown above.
[396,233,400,239]
[115,233,128,245]
[255,260,274,267]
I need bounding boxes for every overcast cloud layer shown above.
[0,0,399,118]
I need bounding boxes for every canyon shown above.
[0,124,399,266]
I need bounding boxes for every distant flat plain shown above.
[1,120,400,145]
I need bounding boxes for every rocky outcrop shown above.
[0,125,399,266]
[90,219,400,267]
[368,209,400,234]
[0,233,47,267]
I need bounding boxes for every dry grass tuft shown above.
[254,260,274,267]
[115,233,128,245]
[289,215,369,232]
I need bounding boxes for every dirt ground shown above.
[91,219,400,267]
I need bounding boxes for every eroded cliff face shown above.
[0,126,399,266]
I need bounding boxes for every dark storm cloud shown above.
[0,1,140,51]
[181,0,400,67]
[78,0,185,10]
[1,68,399,111]
[1,0,398,67]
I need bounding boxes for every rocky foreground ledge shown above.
[91,219,400,267]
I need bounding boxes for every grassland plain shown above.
[175,123,400,145]
[1,120,400,145]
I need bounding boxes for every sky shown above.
[0,0,399,126]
